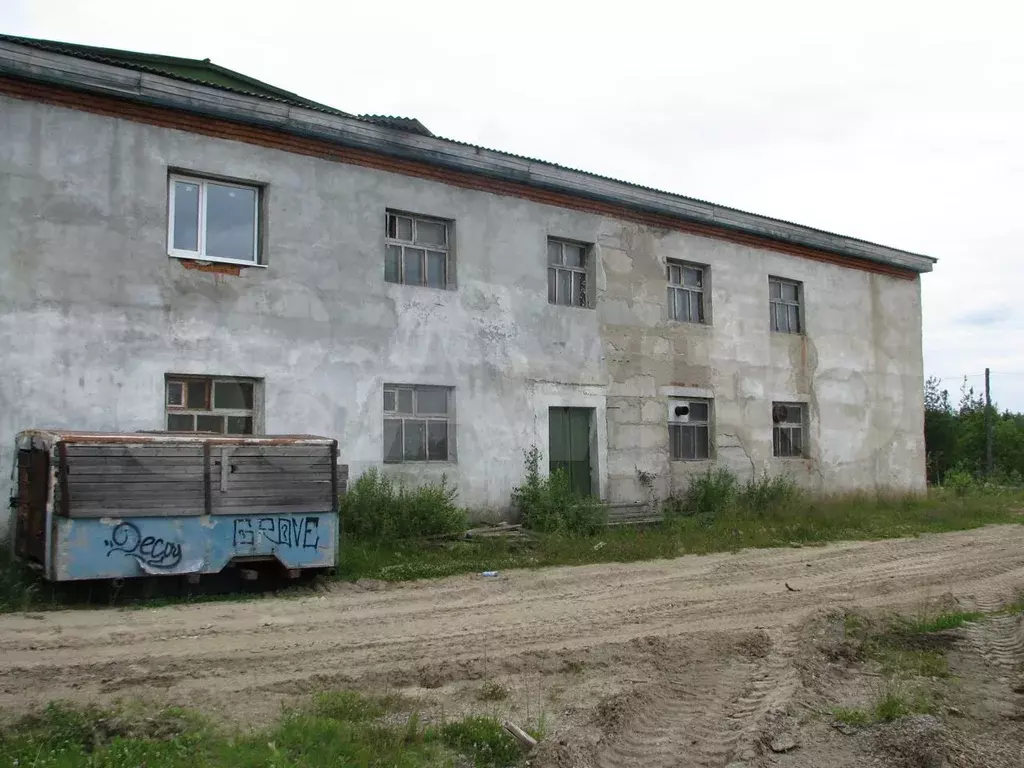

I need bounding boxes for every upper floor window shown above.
[169,175,260,265]
[667,261,706,323]
[385,212,450,289]
[772,402,806,457]
[547,238,590,307]
[166,375,257,434]
[383,384,453,462]
[668,398,711,460]
[769,277,802,334]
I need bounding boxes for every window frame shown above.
[167,174,263,267]
[769,276,803,334]
[384,210,453,290]
[164,375,259,435]
[772,401,807,458]
[382,384,455,463]
[667,260,707,324]
[547,237,591,308]
[668,398,712,461]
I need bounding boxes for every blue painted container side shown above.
[54,512,338,580]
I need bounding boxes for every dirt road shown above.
[1,524,1023,765]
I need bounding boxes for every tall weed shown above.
[663,468,737,522]
[511,446,606,535]
[340,469,466,541]
[737,471,802,514]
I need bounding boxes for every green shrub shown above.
[737,471,802,514]
[511,446,606,535]
[942,464,975,496]
[340,468,466,541]
[664,468,737,521]
[439,716,521,768]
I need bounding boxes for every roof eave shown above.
[0,40,936,274]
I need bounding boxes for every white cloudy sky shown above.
[4,0,1023,410]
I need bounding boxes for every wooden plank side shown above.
[213,492,332,507]
[213,487,331,502]
[218,481,333,493]
[210,503,330,516]
[67,484,206,501]
[217,474,333,486]
[68,504,208,519]
[226,446,333,459]
[64,445,204,459]
[66,464,205,477]
[227,463,333,474]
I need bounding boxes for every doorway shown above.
[548,407,594,496]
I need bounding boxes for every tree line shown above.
[924,376,1024,484]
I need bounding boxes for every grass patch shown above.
[335,487,1024,583]
[831,706,871,726]
[872,682,937,722]
[0,694,532,768]
[896,611,983,635]
[831,683,937,727]
[439,716,522,767]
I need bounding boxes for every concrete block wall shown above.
[0,94,927,537]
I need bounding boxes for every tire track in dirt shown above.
[0,525,1021,723]
[592,633,799,768]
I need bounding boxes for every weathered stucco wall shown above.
[0,95,926,536]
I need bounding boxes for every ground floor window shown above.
[772,402,806,457]
[165,375,258,434]
[383,384,453,462]
[669,398,711,460]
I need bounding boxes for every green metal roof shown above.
[0,33,354,117]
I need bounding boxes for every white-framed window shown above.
[166,376,257,435]
[547,238,590,307]
[772,402,806,457]
[385,211,450,289]
[168,174,261,265]
[383,385,453,462]
[769,277,802,334]
[667,261,706,323]
[669,398,711,460]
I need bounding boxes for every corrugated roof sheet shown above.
[358,115,433,137]
[0,33,354,117]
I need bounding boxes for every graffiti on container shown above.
[104,521,183,568]
[232,516,321,550]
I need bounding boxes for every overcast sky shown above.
[4,0,1022,410]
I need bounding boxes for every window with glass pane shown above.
[382,384,453,462]
[165,376,258,435]
[669,399,712,460]
[168,175,259,264]
[769,277,802,333]
[385,211,450,289]
[772,402,806,457]
[667,261,706,323]
[547,238,589,307]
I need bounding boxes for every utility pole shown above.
[984,367,994,476]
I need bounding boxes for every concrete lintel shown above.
[659,385,714,400]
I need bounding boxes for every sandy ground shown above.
[1,524,1023,766]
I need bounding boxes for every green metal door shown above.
[548,407,593,496]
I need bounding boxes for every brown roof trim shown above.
[0,75,918,280]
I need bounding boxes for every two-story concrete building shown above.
[0,34,935,534]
